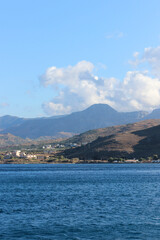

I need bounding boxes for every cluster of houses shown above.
[4,150,40,160]
[42,143,79,150]
[43,143,79,148]
[3,143,79,160]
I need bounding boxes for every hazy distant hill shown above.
[0,114,66,131]
[0,115,25,130]
[1,104,148,139]
[143,108,160,120]
[63,119,160,159]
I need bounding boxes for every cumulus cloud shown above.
[40,46,160,115]
[40,61,117,115]
[116,71,160,112]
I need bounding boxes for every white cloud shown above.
[0,102,9,108]
[105,31,124,39]
[117,71,160,111]
[131,46,160,77]
[105,34,113,39]
[40,46,160,115]
[142,46,160,78]
[40,61,94,88]
[40,61,117,115]
[42,102,71,116]
[133,51,139,58]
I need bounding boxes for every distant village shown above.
[1,143,160,164]
[1,143,80,162]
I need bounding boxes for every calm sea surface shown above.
[0,164,160,240]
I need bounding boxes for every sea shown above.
[0,163,160,240]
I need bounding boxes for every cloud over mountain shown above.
[40,46,160,115]
[40,61,116,115]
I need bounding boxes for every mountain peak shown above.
[2,104,160,139]
[84,103,117,113]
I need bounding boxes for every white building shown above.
[26,154,37,159]
[12,150,21,157]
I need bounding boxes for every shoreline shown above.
[0,161,156,164]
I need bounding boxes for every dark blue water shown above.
[0,164,160,239]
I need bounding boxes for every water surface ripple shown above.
[0,164,160,239]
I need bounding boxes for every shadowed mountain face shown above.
[0,104,149,139]
[62,119,160,160]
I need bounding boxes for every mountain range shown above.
[1,104,160,139]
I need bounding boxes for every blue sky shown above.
[1,0,160,117]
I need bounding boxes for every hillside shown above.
[63,119,160,145]
[1,104,148,139]
[0,133,32,148]
[62,119,160,160]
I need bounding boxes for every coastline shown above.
[0,159,154,164]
